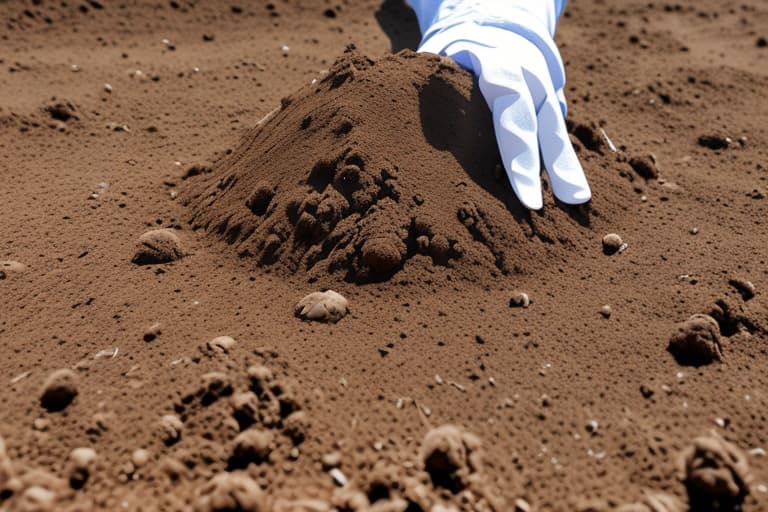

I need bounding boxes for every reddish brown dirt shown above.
[1,1,768,511]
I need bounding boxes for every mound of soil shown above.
[183,48,634,284]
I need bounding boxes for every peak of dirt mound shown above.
[183,48,633,284]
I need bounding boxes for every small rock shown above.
[514,498,532,512]
[40,369,79,411]
[321,451,342,470]
[232,429,273,465]
[208,336,237,353]
[18,485,56,511]
[131,449,150,468]
[159,414,183,445]
[680,434,751,507]
[67,447,96,489]
[295,290,348,323]
[728,278,756,300]
[329,468,348,487]
[602,233,623,255]
[509,291,530,308]
[600,305,612,318]
[194,471,267,512]
[629,154,659,180]
[143,322,162,342]
[668,314,723,366]
[131,229,186,265]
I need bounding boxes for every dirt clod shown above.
[40,369,79,411]
[131,229,186,265]
[680,434,751,508]
[668,314,723,366]
[295,290,348,323]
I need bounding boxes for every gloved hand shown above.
[407,0,591,210]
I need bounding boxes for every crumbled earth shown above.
[1,0,768,511]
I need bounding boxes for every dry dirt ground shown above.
[1,1,768,511]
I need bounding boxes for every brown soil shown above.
[1,0,768,511]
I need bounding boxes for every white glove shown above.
[408,0,591,210]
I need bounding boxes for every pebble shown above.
[207,335,237,353]
[143,322,162,342]
[131,449,150,468]
[514,498,532,512]
[103,83,112,93]
[602,233,623,255]
[321,451,342,470]
[19,486,56,510]
[194,471,266,512]
[159,414,183,444]
[509,291,530,308]
[668,314,723,366]
[40,369,79,411]
[329,468,348,487]
[728,278,756,300]
[67,447,97,488]
[600,305,612,318]
[295,290,349,323]
[131,229,186,265]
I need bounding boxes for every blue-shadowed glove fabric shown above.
[407,0,590,210]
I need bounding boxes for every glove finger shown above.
[493,90,543,210]
[537,93,591,205]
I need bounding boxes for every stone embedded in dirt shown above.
[728,278,755,300]
[667,314,723,366]
[194,471,267,512]
[602,233,623,255]
[131,229,186,265]
[131,449,150,468]
[679,434,751,507]
[159,414,183,445]
[420,424,482,492]
[40,369,79,411]
[600,305,612,318]
[66,447,97,489]
[207,335,237,353]
[283,410,310,444]
[509,291,530,308]
[295,290,349,323]
[629,154,659,180]
[232,429,273,464]
[514,499,532,512]
[697,134,731,150]
[143,322,162,342]
[231,391,260,429]
[0,260,27,275]
[18,485,57,511]
[321,451,342,470]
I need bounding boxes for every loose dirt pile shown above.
[184,49,638,285]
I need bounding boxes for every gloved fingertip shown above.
[555,184,592,205]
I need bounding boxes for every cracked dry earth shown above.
[2,0,768,511]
